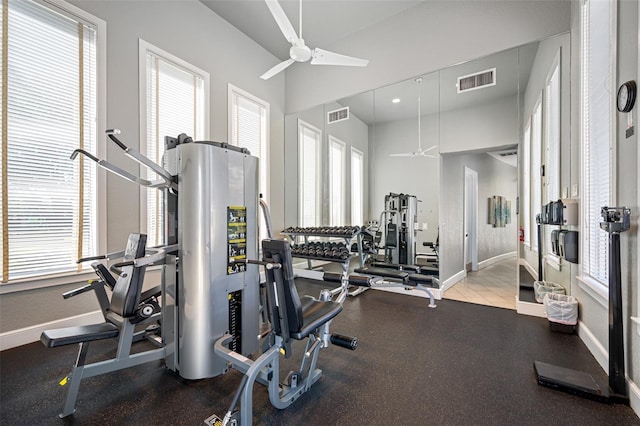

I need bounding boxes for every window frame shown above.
[0,0,106,293]
[577,0,617,304]
[298,119,321,227]
[543,53,562,270]
[138,39,210,245]
[530,95,543,253]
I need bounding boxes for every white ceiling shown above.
[201,0,540,124]
[199,0,424,61]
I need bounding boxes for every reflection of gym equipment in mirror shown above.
[534,207,630,404]
[40,130,356,423]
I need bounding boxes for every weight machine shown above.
[41,130,354,421]
[377,193,419,265]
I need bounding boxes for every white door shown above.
[464,167,479,273]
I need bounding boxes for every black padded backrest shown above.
[262,239,304,333]
[110,234,147,318]
[91,263,117,290]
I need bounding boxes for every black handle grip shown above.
[330,334,357,350]
[62,283,96,299]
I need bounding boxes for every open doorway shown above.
[441,149,519,310]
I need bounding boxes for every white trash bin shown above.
[533,281,565,303]
[544,293,578,333]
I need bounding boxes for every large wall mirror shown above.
[283,32,572,310]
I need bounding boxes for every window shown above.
[298,120,321,227]
[140,40,208,247]
[530,97,542,251]
[522,120,531,247]
[228,85,269,239]
[328,135,346,226]
[0,0,105,283]
[543,58,561,266]
[580,0,615,289]
[350,147,364,225]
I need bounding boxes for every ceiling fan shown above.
[260,0,369,80]
[390,77,438,158]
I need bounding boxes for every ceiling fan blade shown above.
[265,0,300,44]
[389,153,416,157]
[422,145,437,153]
[260,58,295,80]
[311,48,369,67]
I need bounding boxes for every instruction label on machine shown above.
[227,206,247,275]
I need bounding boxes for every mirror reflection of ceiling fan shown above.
[390,77,438,158]
[260,0,370,80]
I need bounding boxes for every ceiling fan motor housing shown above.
[290,41,311,62]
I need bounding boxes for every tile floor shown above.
[444,257,518,310]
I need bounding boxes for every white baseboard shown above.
[478,251,517,270]
[516,300,546,317]
[576,320,608,373]
[629,379,640,419]
[0,310,103,351]
[441,270,466,293]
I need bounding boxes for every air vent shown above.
[457,68,496,93]
[327,107,349,124]
[499,151,517,157]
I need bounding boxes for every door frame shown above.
[464,167,479,273]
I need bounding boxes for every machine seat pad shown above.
[354,267,409,282]
[408,274,434,284]
[41,323,119,348]
[418,265,439,276]
[291,296,343,340]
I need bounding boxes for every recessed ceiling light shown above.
[392,98,401,104]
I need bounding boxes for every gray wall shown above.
[567,0,639,391]
[0,0,285,333]
[519,32,573,292]
[440,153,518,282]
[285,1,571,114]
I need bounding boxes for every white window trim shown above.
[543,52,561,271]
[227,84,270,202]
[298,119,321,227]
[577,0,617,298]
[138,39,210,235]
[328,135,347,226]
[1,0,106,292]
[350,146,364,226]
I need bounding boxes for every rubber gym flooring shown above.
[1,277,638,425]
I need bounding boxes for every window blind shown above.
[581,0,612,286]
[351,148,364,226]
[522,122,531,245]
[1,0,98,281]
[144,50,205,246]
[229,87,269,239]
[531,100,542,251]
[328,136,345,226]
[298,121,320,227]
[544,64,560,258]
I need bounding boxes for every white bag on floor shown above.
[534,280,565,303]
[544,293,578,325]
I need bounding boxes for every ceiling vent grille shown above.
[328,107,349,124]
[457,68,496,93]
[499,151,517,157]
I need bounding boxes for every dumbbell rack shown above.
[282,226,366,272]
